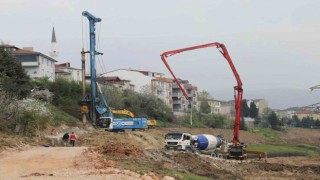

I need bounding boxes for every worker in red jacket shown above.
[69,132,77,147]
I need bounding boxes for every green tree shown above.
[0,48,32,98]
[200,101,211,114]
[198,90,211,114]
[291,115,299,127]
[240,116,248,130]
[249,102,259,118]
[268,111,280,130]
[31,77,51,89]
[198,90,210,101]
[241,99,250,117]
[301,117,314,128]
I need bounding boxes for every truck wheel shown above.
[186,147,192,153]
[217,153,223,158]
[211,152,217,157]
[177,146,182,151]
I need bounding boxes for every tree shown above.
[198,90,210,101]
[0,49,32,98]
[200,101,211,114]
[291,115,300,127]
[241,99,250,117]
[198,90,211,114]
[268,111,280,130]
[301,117,314,128]
[240,116,248,130]
[249,102,259,118]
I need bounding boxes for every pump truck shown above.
[80,11,148,131]
[161,42,247,159]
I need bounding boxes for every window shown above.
[183,135,190,140]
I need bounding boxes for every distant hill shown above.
[211,88,320,110]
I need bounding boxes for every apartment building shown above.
[96,76,134,90]
[151,77,174,110]
[296,110,320,120]
[1,45,57,81]
[55,63,81,81]
[172,79,198,114]
[100,69,163,93]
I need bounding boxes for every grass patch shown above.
[250,128,278,141]
[46,104,79,126]
[295,144,320,157]
[248,144,299,153]
[248,144,320,157]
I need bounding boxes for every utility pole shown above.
[81,48,89,128]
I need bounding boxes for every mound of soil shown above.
[98,142,145,158]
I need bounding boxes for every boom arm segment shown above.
[161,42,243,144]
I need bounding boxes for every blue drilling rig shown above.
[80,11,148,131]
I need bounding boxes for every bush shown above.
[15,111,50,137]
[179,111,228,128]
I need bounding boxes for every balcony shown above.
[22,61,39,67]
[172,92,181,97]
[172,84,180,89]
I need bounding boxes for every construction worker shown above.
[69,132,76,147]
[62,133,69,147]
[50,129,59,146]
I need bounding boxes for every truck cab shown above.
[165,132,192,151]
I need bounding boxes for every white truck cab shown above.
[165,132,192,151]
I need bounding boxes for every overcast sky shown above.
[1,0,320,109]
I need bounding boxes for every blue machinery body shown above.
[82,11,147,130]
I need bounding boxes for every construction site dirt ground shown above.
[0,128,319,179]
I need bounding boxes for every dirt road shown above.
[0,146,159,180]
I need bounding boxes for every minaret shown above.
[49,26,59,58]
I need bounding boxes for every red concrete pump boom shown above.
[161,42,243,144]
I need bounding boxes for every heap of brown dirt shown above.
[97,142,145,158]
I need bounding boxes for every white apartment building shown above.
[100,69,163,93]
[55,63,81,81]
[151,77,174,111]
[2,45,57,81]
[172,79,198,114]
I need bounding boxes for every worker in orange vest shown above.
[69,132,77,147]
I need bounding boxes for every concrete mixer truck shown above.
[164,132,229,158]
